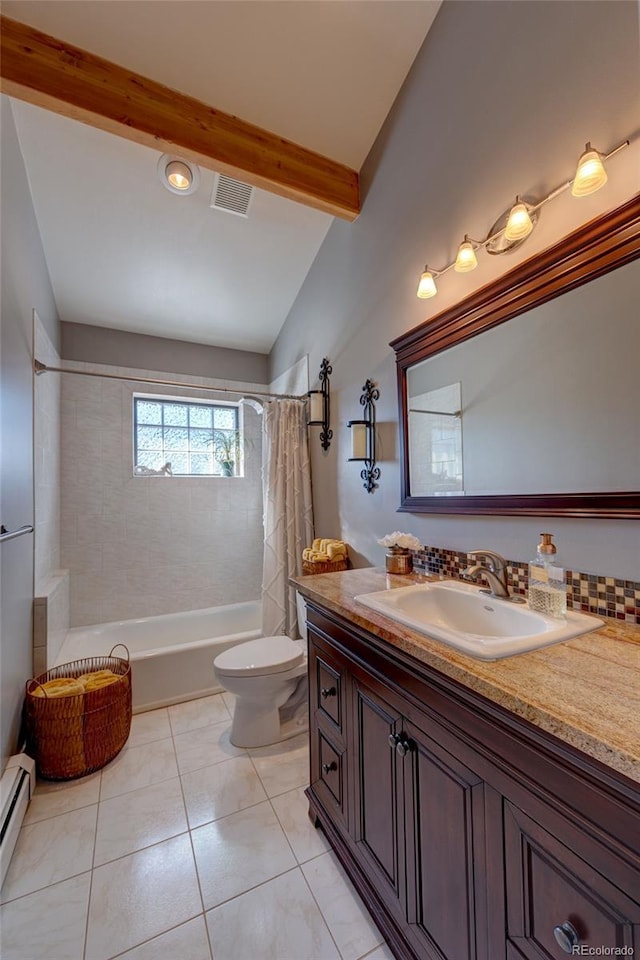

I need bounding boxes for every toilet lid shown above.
[214,636,305,677]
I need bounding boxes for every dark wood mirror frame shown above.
[390,195,640,519]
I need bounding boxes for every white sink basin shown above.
[354,580,603,660]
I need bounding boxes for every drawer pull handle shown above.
[388,733,401,749]
[321,686,337,699]
[322,761,337,774]
[553,921,580,954]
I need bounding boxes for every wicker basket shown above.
[24,645,132,781]
[302,557,348,575]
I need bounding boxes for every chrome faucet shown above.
[463,550,525,603]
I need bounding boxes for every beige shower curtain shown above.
[261,399,314,638]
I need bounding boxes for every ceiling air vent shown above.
[210,174,254,218]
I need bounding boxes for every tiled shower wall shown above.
[34,316,70,671]
[60,362,265,627]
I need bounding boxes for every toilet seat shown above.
[214,635,305,678]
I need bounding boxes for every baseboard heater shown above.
[0,753,36,888]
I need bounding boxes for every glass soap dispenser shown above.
[528,533,567,618]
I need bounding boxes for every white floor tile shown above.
[192,800,296,909]
[205,868,340,960]
[248,732,310,798]
[173,719,244,775]
[0,872,91,960]
[358,944,395,960]
[0,804,97,903]
[303,851,384,960]
[181,755,267,829]
[100,736,178,801]
[23,770,101,825]
[114,916,212,960]
[169,694,230,736]
[128,708,171,748]
[94,776,188,866]
[85,834,202,960]
[271,785,330,863]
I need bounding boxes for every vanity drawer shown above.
[503,800,640,959]
[308,629,345,736]
[311,728,347,828]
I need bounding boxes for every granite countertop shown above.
[292,568,640,784]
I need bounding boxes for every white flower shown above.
[377,531,422,551]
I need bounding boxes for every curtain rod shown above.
[33,360,305,401]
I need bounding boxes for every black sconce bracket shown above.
[347,378,380,493]
[308,358,332,451]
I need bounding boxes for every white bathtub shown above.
[55,601,262,713]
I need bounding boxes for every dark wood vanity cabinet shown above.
[305,602,640,960]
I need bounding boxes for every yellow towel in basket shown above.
[32,678,85,698]
[84,673,120,693]
[78,670,117,689]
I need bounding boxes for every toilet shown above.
[213,591,308,748]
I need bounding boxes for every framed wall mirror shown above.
[391,195,640,518]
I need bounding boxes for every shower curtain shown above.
[261,399,314,638]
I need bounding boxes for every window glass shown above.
[133,396,240,477]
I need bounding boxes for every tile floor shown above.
[1,693,394,960]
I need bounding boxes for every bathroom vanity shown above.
[293,569,640,960]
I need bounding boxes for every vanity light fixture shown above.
[347,379,380,493]
[454,236,479,273]
[157,154,200,196]
[415,135,630,299]
[571,142,608,197]
[307,358,332,451]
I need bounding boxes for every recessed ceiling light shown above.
[157,154,200,196]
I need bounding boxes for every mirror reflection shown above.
[406,257,639,497]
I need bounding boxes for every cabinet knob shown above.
[321,761,337,774]
[388,733,411,757]
[321,686,337,699]
[553,921,580,954]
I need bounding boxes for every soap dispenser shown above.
[528,533,567,618]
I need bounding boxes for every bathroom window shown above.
[133,396,242,477]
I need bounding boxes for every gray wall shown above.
[0,97,59,767]
[62,322,268,384]
[270,1,640,580]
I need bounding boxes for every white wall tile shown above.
[61,364,264,626]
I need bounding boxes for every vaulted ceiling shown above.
[4,1,441,352]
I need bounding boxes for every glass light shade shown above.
[504,201,533,241]
[349,421,368,460]
[454,240,478,273]
[308,391,324,423]
[165,160,192,191]
[571,145,608,197]
[417,269,437,299]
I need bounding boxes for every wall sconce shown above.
[347,379,380,493]
[416,135,630,299]
[307,358,332,450]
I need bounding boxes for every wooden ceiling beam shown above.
[0,15,360,220]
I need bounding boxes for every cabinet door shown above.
[504,800,640,959]
[352,677,406,907]
[402,717,489,960]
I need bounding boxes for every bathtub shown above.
[54,601,262,713]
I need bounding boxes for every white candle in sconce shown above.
[309,392,324,423]
[350,422,368,460]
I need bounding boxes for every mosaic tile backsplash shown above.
[411,546,640,625]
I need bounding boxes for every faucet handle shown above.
[467,549,506,573]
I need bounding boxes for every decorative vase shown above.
[385,546,413,575]
[220,460,234,477]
